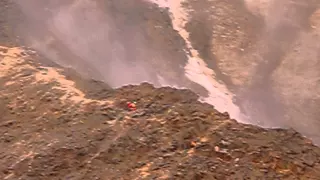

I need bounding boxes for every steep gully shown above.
[146,0,244,122]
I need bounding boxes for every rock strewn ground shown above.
[0,46,320,180]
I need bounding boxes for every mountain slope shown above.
[0,46,320,180]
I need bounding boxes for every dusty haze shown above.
[11,0,320,144]
[14,0,160,88]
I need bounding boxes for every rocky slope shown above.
[1,46,320,179]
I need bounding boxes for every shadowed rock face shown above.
[7,0,320,143]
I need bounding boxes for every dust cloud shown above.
[13,0,162,88]
[241,0,320,128]
[237,0,320,143]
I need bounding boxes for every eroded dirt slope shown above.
[1,46,320,179]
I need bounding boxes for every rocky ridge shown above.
[0,46,320,179]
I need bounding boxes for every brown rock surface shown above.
[0,45,320,179]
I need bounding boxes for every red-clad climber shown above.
[126,101,137,111]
